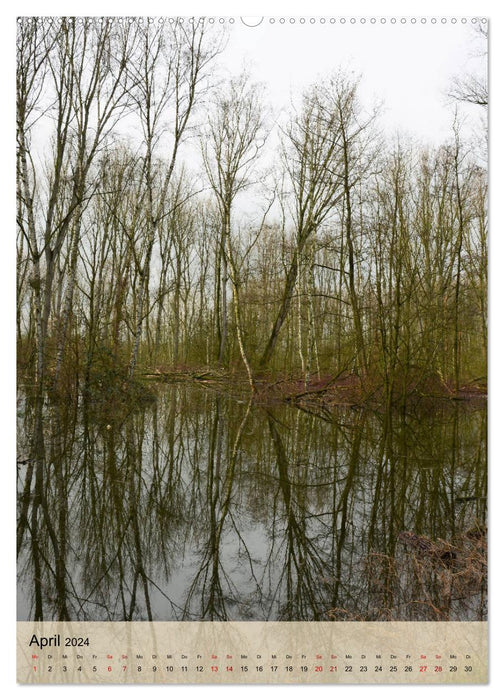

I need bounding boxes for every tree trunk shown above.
[260,246,302,368]
[53,212,82,390]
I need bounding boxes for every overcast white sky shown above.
[171,16,486,217]
[220,18,486,144]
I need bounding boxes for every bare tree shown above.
[259,84,344,367]
[202,73,267,389]
[260,73,377,370]
[126,19,225,378]
[320,75,379,374]
[17,18,138,390]
[448,22,488,107]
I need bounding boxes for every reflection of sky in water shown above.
[17,384,487,622]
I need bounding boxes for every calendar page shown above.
[16,14,488,685]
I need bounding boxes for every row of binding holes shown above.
[266,17,485,24]
[18,17,486,25]
[16,17,207,24]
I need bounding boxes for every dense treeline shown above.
[17,18,487,400]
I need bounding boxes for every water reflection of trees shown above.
[17,385,487,622]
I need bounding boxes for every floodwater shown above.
[17,383,487,622]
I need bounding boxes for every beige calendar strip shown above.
[17,621,487,684]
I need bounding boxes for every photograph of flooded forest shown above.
[17,17,487,623]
